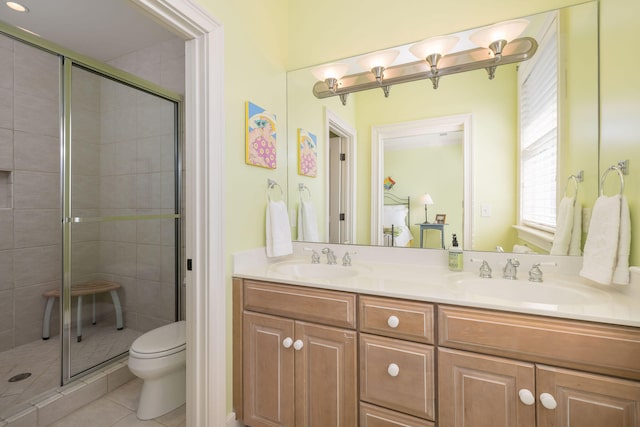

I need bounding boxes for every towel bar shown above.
[298,183,312,202]
[267,179,284,202]
[600,165,624,196]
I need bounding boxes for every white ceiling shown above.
[0,0,180,61]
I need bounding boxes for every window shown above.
[518,15,558,231]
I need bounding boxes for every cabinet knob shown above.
[387,315,400,328]
[387,363,400,377]
[518,389,535,406]
[293,339,304,351]
[539,392,557,410]
[282,337,293,349]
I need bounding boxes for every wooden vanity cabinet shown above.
[438,305,640,427]
[359,295,436,426]
[234,279,358,427]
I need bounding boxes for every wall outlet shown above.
[481,204,492,217]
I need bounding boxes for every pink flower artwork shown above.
[245,102,277,169]
[297,128,317,177]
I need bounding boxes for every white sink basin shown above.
[270,262,358,280]
[450,276,610,306]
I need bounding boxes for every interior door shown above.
[328,135,346,243]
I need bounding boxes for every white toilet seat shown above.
[130,321,186,359]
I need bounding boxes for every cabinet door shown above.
[438,348,535,427]
[537,365,640,427]
[243,312,295,427]
[295,321,358,427]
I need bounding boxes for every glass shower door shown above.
[64,63,180,379]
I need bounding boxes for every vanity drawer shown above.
[360,402,435,427]
[439,305,640,380]
[360,333,435,420]
[359,295,434,343]
[243,280,356,329]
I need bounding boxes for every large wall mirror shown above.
[286,1,599,256]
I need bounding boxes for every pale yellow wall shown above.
[599,0,640,266]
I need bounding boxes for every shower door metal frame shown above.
[0,23,184,385]
[61,61,183,383]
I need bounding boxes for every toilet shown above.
[128,320,186,420]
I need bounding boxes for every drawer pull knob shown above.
[387,315,400,328]
[293,339,304,351]
[282,337,293,349]
[387,363,400,377]
[540,393,557,410]
[518,389,535,406]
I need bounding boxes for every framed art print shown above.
[245,101,277,169]
[297,128,317,177]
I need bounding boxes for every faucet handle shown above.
[470,258,492,278]
[342,251,357,267]
[304,247,320,264]
[528,262,557,283]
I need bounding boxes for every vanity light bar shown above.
[312,37,537,100]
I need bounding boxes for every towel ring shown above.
[298,183,311,202]
[563,175,579,199]
[267,179,284,202]
[600,165,624,197]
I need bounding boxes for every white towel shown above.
[266,200,293,258]
[613,197,630,284]
[580,195,630,285]
[297,201,319,242]
[550,196,575,255]
[568,201,582,256]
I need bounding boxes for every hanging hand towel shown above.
[568,201,582,256]
[550,196,575,255]
[613,196,630,284]
[266,200,293,257]
[580,195,630,285]
[297,201,319,242]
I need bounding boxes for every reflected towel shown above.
[580,195,630,285]
[266,200,293,257]
[550,196,575,255]
[297,201,319,242]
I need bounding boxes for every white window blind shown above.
[519,18,558,230]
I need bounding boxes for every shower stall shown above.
[0,28,182,417]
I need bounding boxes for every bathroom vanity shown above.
[233,247,640,427]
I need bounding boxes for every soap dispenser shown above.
[448,234,463,271]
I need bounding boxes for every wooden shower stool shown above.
[42,281,124,342]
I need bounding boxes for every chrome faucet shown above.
[470,258,492,278]
[304,247,320,264]
[528,262,557,283]
[342,251,357,267]
[321,247,337,265]
[502,258,520,280]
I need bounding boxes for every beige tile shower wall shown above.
[0,35,62,349]
[100,38,185,332]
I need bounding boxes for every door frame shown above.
[132,1,226,425]
[324,108,357,244]
[371,114,473,248]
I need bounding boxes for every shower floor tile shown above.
[0,323,141,418]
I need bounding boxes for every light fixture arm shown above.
[488,39,508,59]
[313,37,537,100]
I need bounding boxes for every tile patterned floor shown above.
[51,378,186,427]
[0,324,141,418]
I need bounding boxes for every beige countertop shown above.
[233,243,640,328]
